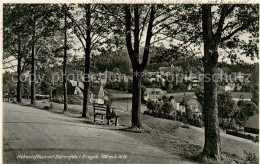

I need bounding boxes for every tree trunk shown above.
[201,5,221,159]
[82,48,90,118]
[82,5,91,118]
[63,13,68,112]
[202,42,220,159]
[30,18,36,106]
[131,69,142,128]
[16,41,22,103]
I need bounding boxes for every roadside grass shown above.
[117,112,259,164]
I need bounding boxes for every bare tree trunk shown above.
[202,48,220,159]
[202,4,220,159]
[16,41,22,103]
[124,5,155,128]
[82,5,91,118]
[30,18,36,106]
[131,69,142,128]
[63,13,68,112]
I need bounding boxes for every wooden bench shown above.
[93,103,119,126]
[3,96,12,102]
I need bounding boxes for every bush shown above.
[43,106,50,110]
[181,124,190,129]
[67,95,82,105]
[168,114,175,120]
[162,102,173,114]
[144,110,152,115]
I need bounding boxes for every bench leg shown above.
[115,117,118,126]
[101,115,104,123]
[107,118,110,125]
[94,115,96,122]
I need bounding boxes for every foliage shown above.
[127,80,133,93]
[218,92,236,118]
[105,80,128,91]
[236,100,257,125]
[162,102,173,114]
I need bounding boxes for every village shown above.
[2,3,259,164]
[6,63,255,139]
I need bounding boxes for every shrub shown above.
[67,95,82,105]
[162,102,173,114]
[43,106,50,110]
[181,124,190,129]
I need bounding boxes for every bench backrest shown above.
[93,103,107,115]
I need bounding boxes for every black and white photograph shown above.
[1,1,259,163]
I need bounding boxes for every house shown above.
[55,80,109,104]
[224,81,242,92]
[145,71,158,78]
[158,65,182,75]
[244,114,259,134]
[167,92,202,115]
[188,78,201,90]
[158,67,171,74]
[169,95,186,113]
[55,80,84,96]
[230,92,252,102]
[143,88,165,102]
[186,95,202,115]
[89,85,108,104]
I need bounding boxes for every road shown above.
[3,102,191,164]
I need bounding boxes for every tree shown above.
[218,92,236,118]
[103,4,189,128]
[60,5,70,112]
[200,4,258,159]
[236,100,257,125]
[19,4,59,106]
[123,5,155,128]
[3,4,31,103]
[217,92,236,128]
[66,4,112,117]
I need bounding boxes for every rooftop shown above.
[244,114,259,130]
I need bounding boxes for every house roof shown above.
[68,80,84,90]
[231,92,253,99]
[170,95,184,103]
[244,114,259,130]
[167,93,196,103]
[158,67,170,71]
[146,72,158,76]
[145,88,164,95]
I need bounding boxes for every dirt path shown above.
[3,102,193,164]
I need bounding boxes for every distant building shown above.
[56,79,84,96]
[244,114,259,134]
[169,96,186,113]
[168,92,202,115]
[224,81,242,92]
[143,88,166,102]
[55,80,109,104]
[89,85,108,104]
[158,65,182,75]
[186,95,202,115]
[230,92,252,102]
[188,78,201,91]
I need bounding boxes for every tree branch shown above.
[215,5,236,39]
[125,5,136,65]
[221,23,250,43]
[140,5,155,71]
